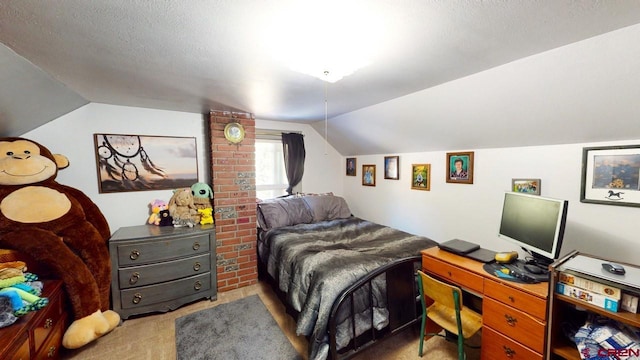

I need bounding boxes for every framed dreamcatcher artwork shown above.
[93,134,198,193]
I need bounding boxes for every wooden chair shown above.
[417,270,482,360]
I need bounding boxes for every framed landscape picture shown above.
[446,151,474,184]
[384,156,399,180]
[411,164,430,190]
[94,133,198,193]
[581,145,640,207]
[362,164,376,186]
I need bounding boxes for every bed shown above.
[257,194,438,360]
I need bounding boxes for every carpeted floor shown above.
[175,294,302,360]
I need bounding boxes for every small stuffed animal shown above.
[191,182,213,210]
[168,188,199,223]
[148,199,168,225]
[198,208,214,225]
[158,209,173,227]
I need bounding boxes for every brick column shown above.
[209,111,257,292]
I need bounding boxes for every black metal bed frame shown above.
[258,255,422,360]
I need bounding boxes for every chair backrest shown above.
[417,270,462,310]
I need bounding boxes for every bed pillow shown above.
[257,197,313,231]
[302,195,352,222]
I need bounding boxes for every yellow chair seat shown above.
[426,302,483,339]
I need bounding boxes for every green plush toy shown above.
[190,182,213,210]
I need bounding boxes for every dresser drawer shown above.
[118,253,210,289]
[483,297,546,353]
[32,287,64,352]
[481,326,543,360]
[6,335,29,360]
[484,279,547,320]
[36,319,65,360]
[117,233,210,265]
[423,257,483,293]
[120,272,211,309]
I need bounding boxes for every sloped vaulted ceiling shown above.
[1,1,640,153]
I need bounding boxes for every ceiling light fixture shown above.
[262,1,386,83]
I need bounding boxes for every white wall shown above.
[343,140,640,264]
[255,119,343,196]
[21,104,343,233]
[23,103,210,232]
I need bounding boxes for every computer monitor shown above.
[498,192,568,266]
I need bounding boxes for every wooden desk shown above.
[421,247,549,360]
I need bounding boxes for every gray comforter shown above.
[259,217,437,360]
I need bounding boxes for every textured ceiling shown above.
[2,1,640,153]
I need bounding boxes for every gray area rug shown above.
[175,295,302,360]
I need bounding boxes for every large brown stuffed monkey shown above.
[0,137,119,349]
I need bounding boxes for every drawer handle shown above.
[194,280,202,290]
[193,262,201,271]
[193,242,201,251]
[508,295,515,303]
[504,314,518,326]
[44,318,54,329]
[129,272,140,284]
[48,345,57,358]
[132,293,143,304]
[447,271,452,277]
[130,250,140,260]
[502,345,515,358]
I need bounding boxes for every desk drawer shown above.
[118,253,210,289]
[483,297,546,353]
[484,279,547,320]
[423,257,483,293]
[481,326,543,360]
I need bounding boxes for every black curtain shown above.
[281,133,306,195]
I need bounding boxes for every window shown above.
[255,139,288,200]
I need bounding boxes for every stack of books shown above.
[556,271,621,312]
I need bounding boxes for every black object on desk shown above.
[438,239,480,254]
[483,260,550,284]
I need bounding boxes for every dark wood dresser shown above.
[0,280,68,360]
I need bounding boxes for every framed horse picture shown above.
[581,145,640,207]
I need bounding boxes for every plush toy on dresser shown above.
[168,187,199,226]
[0,137,120,349]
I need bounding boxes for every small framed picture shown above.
[346,157,357,176]
[411,164,431,190]
[362,164,376,186]
[512,178,541,195]
[581,145,640,207]
[384,156,399,180]
[446,151,474,184]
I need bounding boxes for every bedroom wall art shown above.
[446,151,474,184]
[411,164,430,191]
[384,156,399,180]
[362,164,376,186]
[346,157,357,176]
[581,145,640,207]
[512,178,541,195]
[94,133,198,193]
